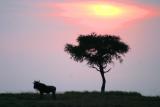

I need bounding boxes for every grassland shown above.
[0,91,160,107]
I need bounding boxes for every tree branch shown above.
[91,65,100,71]
[104,68,111,73]
[103,64,107,69]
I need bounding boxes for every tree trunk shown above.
[99,65,106,93]
[100,71,106,93]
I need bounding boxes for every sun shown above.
[88,4,123,18]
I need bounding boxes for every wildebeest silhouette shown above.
[33,81,56,99]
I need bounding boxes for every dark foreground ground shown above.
[0,91,160,107]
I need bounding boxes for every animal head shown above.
[33,80,41,89]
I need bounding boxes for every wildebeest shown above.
[33,81,56,99]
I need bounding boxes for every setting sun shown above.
[88,4,123,17]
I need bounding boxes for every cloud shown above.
[36,1,157,32]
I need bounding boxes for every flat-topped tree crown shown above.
[65,33,129,93]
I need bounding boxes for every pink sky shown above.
[0,0,160,95]
[37,1,156,31]
[3,0,156,54]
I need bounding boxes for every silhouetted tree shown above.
[65,33,129,93]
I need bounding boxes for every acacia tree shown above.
[65,33,129,93]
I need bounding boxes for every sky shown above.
[0,0,160,96]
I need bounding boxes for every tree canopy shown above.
[65,33,129,69]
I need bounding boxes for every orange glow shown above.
[38,1,155,31]
[49,1,153,19]
[88,4,123,18]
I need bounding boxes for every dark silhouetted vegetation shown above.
[0,91,160,107]
[65,33,129,93]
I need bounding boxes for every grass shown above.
[0,91,160,107]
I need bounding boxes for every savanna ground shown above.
[0,91,160,107]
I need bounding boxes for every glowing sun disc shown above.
[88,4,123,17]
